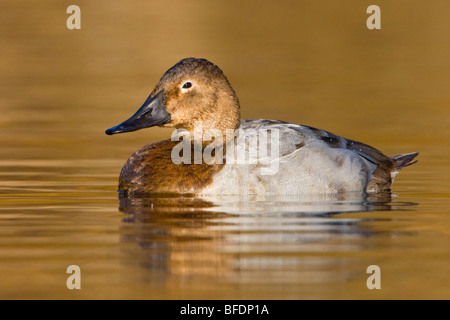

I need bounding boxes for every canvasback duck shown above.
[106,58,418,196]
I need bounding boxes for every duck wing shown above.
[240,119,418,192]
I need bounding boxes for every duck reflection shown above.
[118,193,416,285]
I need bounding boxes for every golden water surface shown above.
[1,1,449,299]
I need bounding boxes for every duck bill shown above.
[105,90,171,135]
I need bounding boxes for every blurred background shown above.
[1,0,449,300]
[1,0,449,160]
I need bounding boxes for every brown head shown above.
[106,58,241,140]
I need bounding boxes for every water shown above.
[1,1,450,300]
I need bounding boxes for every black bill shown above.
[105,90,171,135]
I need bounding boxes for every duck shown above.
[106,58,418,196]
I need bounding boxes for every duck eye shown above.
[182,82,192,89]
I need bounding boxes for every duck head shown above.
[106,58,241,138]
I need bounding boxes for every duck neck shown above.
[188,119,239,150]
[173,114,240,165]
[188,98,241,147]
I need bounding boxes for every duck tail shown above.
[390,152,419,178]
[367,152,418,193]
